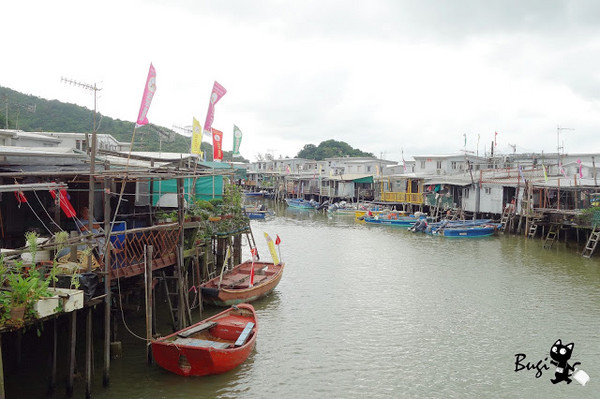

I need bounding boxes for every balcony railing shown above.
[380,192,424,204]
[105,224,181,279]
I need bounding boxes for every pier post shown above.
[85,306,92,399]
[145,245,153,364]
[67,310,77,397]
[103,177,111,386]
[48,319,57,396]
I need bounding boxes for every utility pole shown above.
[61,76,101,399]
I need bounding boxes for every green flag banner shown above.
[233,125,243,156]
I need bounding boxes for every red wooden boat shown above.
[201,260,285,307]
[151,304,257,376]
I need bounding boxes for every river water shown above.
[14,204,600,398]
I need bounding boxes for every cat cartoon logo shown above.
[550,339,589,386]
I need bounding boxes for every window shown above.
[484,187,492,194]
[420,160,425,168]
[464,188,470,198]
[436,161,442,169]
[451,161,457,170]
[367,166,371,172]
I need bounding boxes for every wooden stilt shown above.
[85,307,92,399]
[47,319,57,396]
[145,245,153,364]
[195,247,202,321]
[103,177,111,387]
[15,330,22,369]
[67,311,77,397]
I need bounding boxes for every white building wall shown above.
[479,185,504,214]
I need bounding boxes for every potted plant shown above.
[6,266,37,322]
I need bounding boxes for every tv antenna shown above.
[556,124,574,166]
[508,143,517,153]
[61,77,102,154]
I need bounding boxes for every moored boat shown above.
[363,215,422,227]
[247,211,267,219]
[432,223,500,237]
[151,304,257,376]
[201,260,285,306]
[285,198,318,209]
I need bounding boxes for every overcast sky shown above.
[3,0,600,162]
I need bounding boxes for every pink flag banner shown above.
[577,159,583,178]
[203,81,227,138]
[212,128,223,161]
[135,63,156,127]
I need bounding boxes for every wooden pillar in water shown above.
[233,234,242,265]
[48,319,58,396]
[85,306,92,399]
[195,246,202,320]
[145,245,153,364]
[67,311,77,397]
[103,177,111,387]
[176,178,186,331]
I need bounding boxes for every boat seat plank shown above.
[177,321,217,338]
[234,322,255,347]
[172,337,230,349]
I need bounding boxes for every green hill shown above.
[0,86,246,162]
[296,139,374,160]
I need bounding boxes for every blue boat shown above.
[363,214,426,228]
[432,223,500,238]
[285,198,318,209]
[247,211,267,220]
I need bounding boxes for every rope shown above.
[31,189,65,232]
[23,197,54,236]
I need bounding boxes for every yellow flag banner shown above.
[264,232,280,265]
[191,117,203,155]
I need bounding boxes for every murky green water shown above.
[8,203,600,398]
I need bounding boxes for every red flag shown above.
[212,128,223,161]
[275,235,281,245]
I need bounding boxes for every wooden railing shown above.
[380,192,424,204]
[106,224,181,279]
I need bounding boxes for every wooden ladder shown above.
[543,224,558,249]
[582,225,600,258]
[527,218,542,239]
[500,207,511,232]
[160,269,192,331]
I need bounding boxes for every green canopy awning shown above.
[353,176,374,184]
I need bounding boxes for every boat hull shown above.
[152,304,257,377]
[434,225,498,237]
[285,199,316,209]
[201,261,285,307]
[363,216,421,227]
[247,211,267,219]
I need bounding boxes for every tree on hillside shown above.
[296,139,373,160]
[0,86,248,161]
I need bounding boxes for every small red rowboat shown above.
[201,260,285,307]
[151,303,257,376]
